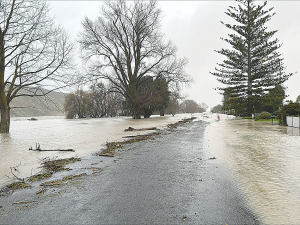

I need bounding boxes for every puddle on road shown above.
[205,117,300,224]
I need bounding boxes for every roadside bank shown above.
[0,118,259,224]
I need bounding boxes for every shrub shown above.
[255,111,271,120]
[284,102,300,116]
[242,116,253,119]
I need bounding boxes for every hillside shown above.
[9,91,66,117]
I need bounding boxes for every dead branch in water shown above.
[10,163,24,182]
[29,143,75,152]
[124,127,157,132]
[98,154,115,157]
[30,149,75,152]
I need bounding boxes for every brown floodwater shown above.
[205,117,300,224]
[0,114,192,187]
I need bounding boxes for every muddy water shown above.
[3,114,300,223]
[205,117,300,224]
[0,114,191,187]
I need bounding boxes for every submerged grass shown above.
[62,173,87,181]
[28,172,52,182]
[97,132,160,156]
[1,182,31,195]
[98,116,197,156]
[40,180,66,187]
[42,157,81,172]
[40,173,87,188]
[6,182,31,190]
[167,117,197,129]
[1,157,82,195]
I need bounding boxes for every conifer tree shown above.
[211,0,293,116]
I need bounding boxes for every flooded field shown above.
[0,114,192,187]
[205,117,300,224]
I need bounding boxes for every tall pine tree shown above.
[211,0,293,116]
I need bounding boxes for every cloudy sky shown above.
[49,1,300,108]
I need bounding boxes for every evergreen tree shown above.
[296,95,300,103]
[260,85,285,114]
[211,0,293,116]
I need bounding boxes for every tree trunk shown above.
[0,105,10,133]
[132,106,142,119]
[247,97,253,117]
[133,111,141,119]
[1,29,9,133]
[143,107,152,118]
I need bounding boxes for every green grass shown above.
[255,118,279,123]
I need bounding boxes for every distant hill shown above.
[10,90,66,117]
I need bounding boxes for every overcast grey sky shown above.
[49,1,300,108]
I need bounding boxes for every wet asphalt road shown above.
[0,120,259,224]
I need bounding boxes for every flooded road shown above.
[0,114,190,187]
[205,117,300,224]
[2,114,300,224]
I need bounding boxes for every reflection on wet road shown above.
[206,118,300,224]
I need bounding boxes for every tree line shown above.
[64,83,123,119]
[64,77,172,119]
[1,0,294,133]
[64,81,207,119]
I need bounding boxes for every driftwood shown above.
[27,118,38,121]
[122,135,138,138]
[29,143,75,152]
[124,127,157,132]
[97,154,115,157]
[30,149,75,152]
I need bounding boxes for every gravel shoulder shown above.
[0,120,259,224]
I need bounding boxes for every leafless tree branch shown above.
[78,0,190,118]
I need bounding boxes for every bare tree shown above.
[199,102,208,112]
[0,0,74,133]
[78,0,189,119]
[64,83,124,119]
[180,99,204,114]
[89,83,108,118]
[64,90,89,119]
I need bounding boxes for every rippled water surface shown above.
[205,117,300,224]
[0,114,190,187]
